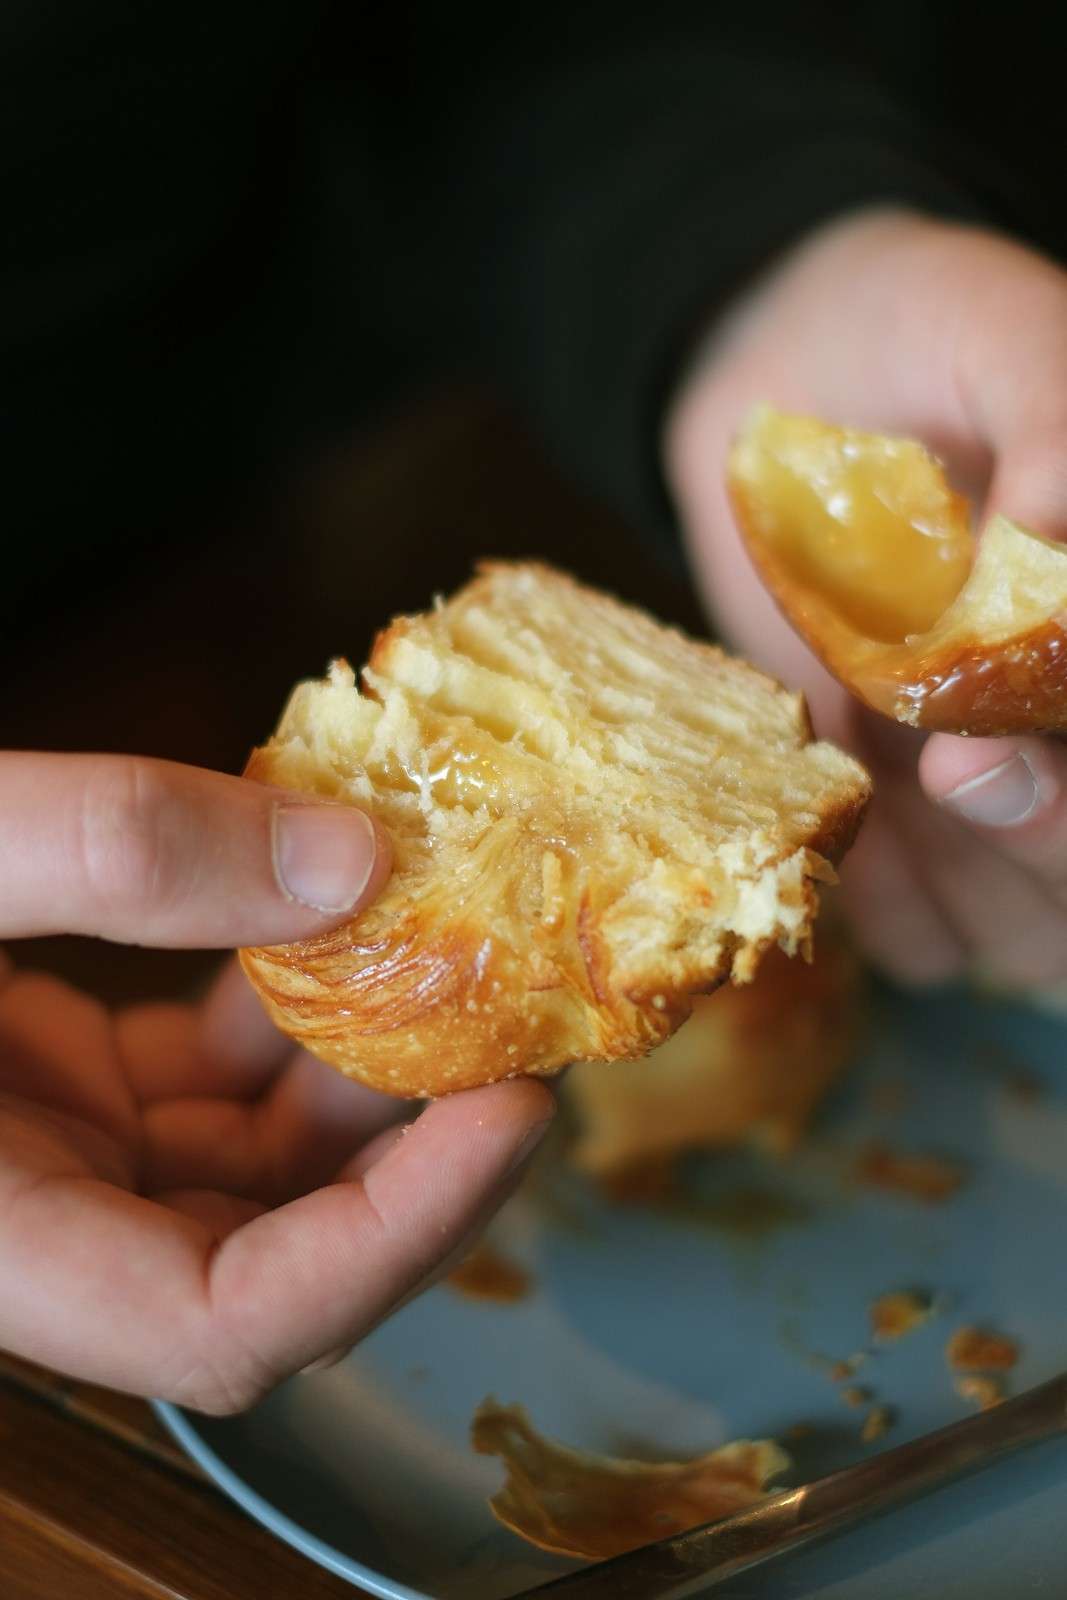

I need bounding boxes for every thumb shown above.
[949,234,1067,538]
[920,734,1067,911]
[0,752,390,947]
[986,424,1067,543]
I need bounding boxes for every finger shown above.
[886,764,1067,987]
[300,1124,515,1379]
[336,1121,410,1183]
[141,1053,404,1202]
[116,1002,218,1104]
[153,1189,266,1235]
[118,961,294,1105]
[836,803,965,985]
[0,970,138,1147]
[0,752,390,946]
[0,1078,553,1409]
[950,243,1067,537]
[260,1054,406,1197]
[987,425,1067,539]
[197,959,296,1092]
[919,735,1067,914]
[198,1078,554,1410]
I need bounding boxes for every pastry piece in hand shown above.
[471,1399,788,1559]
[730,407,1067,735]
[567,931,861,1187]
[240,563,869,1097]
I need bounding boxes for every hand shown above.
[665,208,1067,989]
[0,753,553,1410]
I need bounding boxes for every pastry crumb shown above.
[869,1289,933,1343]
[827,1353,867,1382]
[840,1386,871,1409]
[954,1374,1004,1410]
[447,1242,531,1304]
[945,1326,1019,1373]
[854,1142,965,1204]
[860,1405,894,1444]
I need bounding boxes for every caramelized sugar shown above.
[896,618,1067,731]
[736,410,971,642]
[730,410,1067,734]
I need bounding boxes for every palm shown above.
[0,956,549,1410]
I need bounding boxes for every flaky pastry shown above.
[730,407,1067,734]
[239,563,869,1097]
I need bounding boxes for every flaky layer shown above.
[240,563,870,1096]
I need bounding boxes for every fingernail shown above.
[273,805,377,913]
[942,753,1039,828]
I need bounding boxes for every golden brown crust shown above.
[735,482,1067,736]
[730,410,1067,736]
[239,562,870,1097]
[890,619,1067,735]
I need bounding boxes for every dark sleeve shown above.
[426,26,994,548]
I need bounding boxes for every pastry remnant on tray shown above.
[954,1374,1004,1410]
[854,1142,966,1205]
[945,1326,1019,1374]
[869,1290,933,1344]
[239,562,869,1096]
[446,1241,530,1304]
[827,1354,868,1382]
[729,407,1067,735]
[566,933,862,1185]
[859,1404,894,1444]
[471,1399,788,1559]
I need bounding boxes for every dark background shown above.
[3,382,704,1003]
[2,3,1063,1003]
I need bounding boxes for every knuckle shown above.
[78,758,189,922]
[162,1285,282,1416]
[162,1338,275,1416]
[166,1374,260,1417]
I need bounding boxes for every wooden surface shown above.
[0,387,701,1596]
[0,1354,360,1598]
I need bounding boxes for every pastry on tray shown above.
[567,931,862,1187]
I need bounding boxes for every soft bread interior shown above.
[244,563,870,1091]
